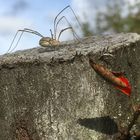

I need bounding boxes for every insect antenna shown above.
[7,28,44,53]
[53,5,82,40]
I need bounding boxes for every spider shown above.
[7,5,82,53]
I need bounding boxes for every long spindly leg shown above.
[23,28,44,37]
[57,27,80,42]
[7,28,44,53]
[6,30,20,53]
[56,16,80,42]
[8,30,25,53]
[53,5,82,40]
[55,16,65,37]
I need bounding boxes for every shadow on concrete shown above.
[77,116,118,135]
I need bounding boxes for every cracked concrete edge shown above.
[0,33,140,67]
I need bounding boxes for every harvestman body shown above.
[7,5,82,53]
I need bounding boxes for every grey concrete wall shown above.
[0,33,140,140]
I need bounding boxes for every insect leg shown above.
[53,5,82,40]
[8,30,25,53]
[57,27,79,42]
[23,28,44,37]
[56,16,80,41]
[6,30,21,53]
[7,28,44,53]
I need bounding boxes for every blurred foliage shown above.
[81,22,93,37]
[81,0,140,36]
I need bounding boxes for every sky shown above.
[0,0,137,54]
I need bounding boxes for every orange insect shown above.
[89,58,131,96]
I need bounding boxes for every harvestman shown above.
[7,5,82,53]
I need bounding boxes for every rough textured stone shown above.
[0,33,140,140]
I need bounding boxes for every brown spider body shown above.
[7,5,81,53]
[39,37,60,47]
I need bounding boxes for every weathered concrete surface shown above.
[0,33,140,140]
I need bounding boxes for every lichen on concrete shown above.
[0,33,140,140]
